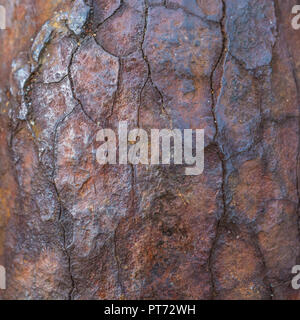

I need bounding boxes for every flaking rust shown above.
[0,0,299,300]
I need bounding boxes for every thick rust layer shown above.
[0,0,299,300]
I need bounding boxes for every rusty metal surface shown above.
[0,0,299,300]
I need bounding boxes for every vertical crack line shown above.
[254,233,274,299]
[67,41,96,124]
[52,108,75,178]
[252,73,275,298]
[51,106,77,300]
[8,2,95,300]
[207,0,227,300]
[140,0,172,127]
[210,1,227,120]
[296,86,300,263]
[60,207,76,300]
[107,57,122,122]
[130,164,136,217]
[137,77,147,128]
[291,39,300,269]
[252,75,274,298]
[139,0,151,129]
[273,0,300,264]
[113,224,125,297]
[95,0,124,31]
[53,183,76,300]
[19,29,78,300]
[110,163,135,299]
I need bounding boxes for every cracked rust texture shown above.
[0,0,300,300]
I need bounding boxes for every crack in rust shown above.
[95,0,124,31]
[52,105,77,300]
[253,232,275,299]
[35,74,69,86]
[12,46,77,302]
[140,0,172,128]
[107,57,122,122]
[113,222,125,297]
[5,0,96,300]
[67,39,97,124]
[5,0,300,300]
[207,0,283,299]
[207,0,227,300]
[273,0,300,294]
[57,199,76,300]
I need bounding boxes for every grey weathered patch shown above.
[67,0,90,35]
[31,0,90,67]
[226,0,277,70]
[31,21,54,64]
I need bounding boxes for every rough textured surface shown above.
[0,0,300,300]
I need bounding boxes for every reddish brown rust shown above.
[0,0,300,300]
